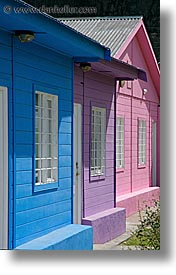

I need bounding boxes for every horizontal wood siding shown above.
[116,92,158,196]
[116,35,159,197]
[12,38,73,247]
[0,29,13,249]
[74,66,115,217]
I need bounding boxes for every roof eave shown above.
[79,58,147,81]
[114,19,160,97]
[137,22,160,97]
[0,0,111,62]
[114,18,143,59]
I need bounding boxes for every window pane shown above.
[91,106,106,176]
[138,119,146,165]
[116,117,124,168]
[35,91,58,185]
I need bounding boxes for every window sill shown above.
[116,167,125,173]
[34,182,58,193]
[138,164,146,169]
[90,174,105,182]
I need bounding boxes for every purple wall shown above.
[74,65,115,217]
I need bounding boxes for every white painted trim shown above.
[138,119,147,166]
[35,91,58,185]
[0,86,8,249]
[74,103,82,224]
[91,106,106,176]
[152,122,157,187]
[116,117,124,168]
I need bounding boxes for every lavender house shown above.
[61,16,160,243]
[73,60,146,243]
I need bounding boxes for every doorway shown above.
[152,122,157,187]
[73,103,82,224]
[0,86,8,249]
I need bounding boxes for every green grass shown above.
[121,224,160,249]
[121,234,141,246]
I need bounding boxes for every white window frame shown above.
[138,119,146,166]
[35,91,58,185]
[116,117,124,169]
[91,106,106,177]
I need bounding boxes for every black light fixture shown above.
[80,62,91,72]
[15,30,35,43]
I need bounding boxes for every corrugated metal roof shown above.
[59,17,142,57]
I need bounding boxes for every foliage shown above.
[130,199,160,250]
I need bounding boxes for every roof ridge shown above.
[59,16,143,21]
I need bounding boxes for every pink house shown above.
[114,18,160,216]
[61,17,160,243]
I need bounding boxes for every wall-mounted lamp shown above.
[119,80,125,88]
[80,62,92,72]
[15,30,35,43]
[143,88,148,95]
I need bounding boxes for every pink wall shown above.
[157,107,160,186]
[74,66,115,217]
[116,36,160,197]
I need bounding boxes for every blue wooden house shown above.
[0,0,112,250]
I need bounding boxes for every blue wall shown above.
[0,29,74,248]
[0,29,13,249]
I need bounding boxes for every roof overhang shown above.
[136,23,160,97]
[80,57,147,81]
[115,20,160,97]
[0,0,111,61]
